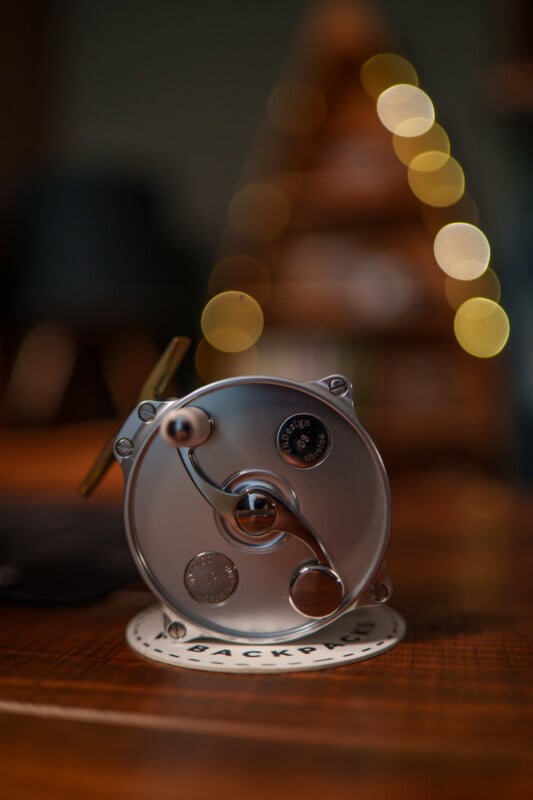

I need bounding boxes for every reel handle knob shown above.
[161,407,212,448]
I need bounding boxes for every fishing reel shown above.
[82,338,392,648]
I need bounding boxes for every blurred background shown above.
[0,0,531,490]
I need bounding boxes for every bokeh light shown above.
[201,291,264,353]
[360,53,418,99]
[376,84,434,137]
[434,222,491,280]
[208,254,271,305]
[266,81,328,135]
[228,183,291,242]
[454,298,510,358]
[445,268,501,310]
[195,338,258,383]
[408,152,465,207]
[392,123,450,166]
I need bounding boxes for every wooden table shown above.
[0,424,531,799]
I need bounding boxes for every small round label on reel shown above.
[184,552,239,605]
[277,413,331,468]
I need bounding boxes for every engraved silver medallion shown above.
[277,413,331,468]
[184,552,239,605]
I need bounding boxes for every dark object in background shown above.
[0,503,137,604]
[2,171,205,423]
[9,171,202,333]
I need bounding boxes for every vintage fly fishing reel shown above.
[83,338,401,670]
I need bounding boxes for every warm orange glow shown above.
[376,84,434,137]
[360,53,418,99]
[392,123,450,166]
[434,222,490,280]
[408,152,465,207]
[228,183,291,242]
[266,82,328,135]
[454,298,510,358]
[201,291,264,353]
[208,254,271,305]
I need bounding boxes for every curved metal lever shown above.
[177,448,332,568]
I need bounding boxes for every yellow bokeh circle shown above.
[434,222,491,280]
[201,291,264,353]
[392,123,450,166]
[376,84,434,137]
[454,298,510,358]
[408,152,465,207]
[360,53,418,99]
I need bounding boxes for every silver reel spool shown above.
[110,367,392,645]
[81,338,393,650]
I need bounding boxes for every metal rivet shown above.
[167,621,187,640]
[372,582,390,603]
[115,437,134,458]
[138,402,157,422]
[327,376,349,396]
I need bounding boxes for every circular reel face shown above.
[123,377,391,643]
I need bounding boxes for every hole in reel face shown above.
[234,492,277,534]
[289,562,344,618]
[215,469,298,553]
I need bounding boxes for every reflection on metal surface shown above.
[161,407,212,448]
[235,492,277,535]
[177,445,333,569]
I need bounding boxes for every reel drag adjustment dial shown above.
[114,373,392,644]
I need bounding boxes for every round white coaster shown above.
[126,605,405,673]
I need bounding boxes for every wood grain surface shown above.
[0,426,531,799]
